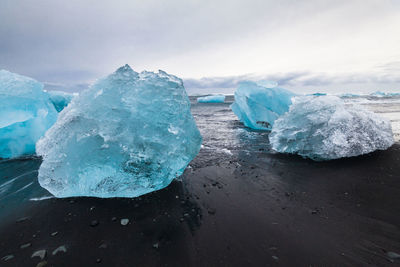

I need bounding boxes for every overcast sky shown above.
[1,0,399,94]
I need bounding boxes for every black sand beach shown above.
[1,100,400,266]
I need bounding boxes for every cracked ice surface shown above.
[37,65,201,198]
[0,70,57,158]
[231,81,295,130]
[269,96,394,160]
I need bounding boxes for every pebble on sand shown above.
[36,261,47,267]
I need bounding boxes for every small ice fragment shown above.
[2,255,14,261]
[387,251,400,259]
[99,243,107,249]
[51,231,58,236]
[120,218,129,225]
[31,249,47,259]
[20,243,31,249]
[29,196,55,201]
[220,148,232,155]
[16,217,30,223]
[52,245,67,255]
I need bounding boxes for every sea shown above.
[1,94,399,220]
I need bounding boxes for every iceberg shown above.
[0,70,57,159]
[340,93,360,98]
[48,90,75,112]
[309,92,327,96]
[370,91,387,97]
[197,95,225,103]
[269,96,394,160]
[370,91,400,97]
[36,65,202,198]
[231,81,295,130]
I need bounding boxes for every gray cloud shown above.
[0,0,399,94]
[184,70,400,94]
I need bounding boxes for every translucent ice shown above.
[231,81,295,130]
[269,96,394,160]
[36,65,202,198]
[370,91,400,97]
[310,92,327,96]
[48,91,75,112]
[0,70,57,158]
[197,95,225,103]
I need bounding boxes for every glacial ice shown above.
[0,70,57,159]
[370,91,400,97]
[48,90,75,112]
[197,95,225,103]
[340,93,360,98]
[36,65,202,198]
[231,81,295,130]
[269,96,394,160]
[310,93,327,96]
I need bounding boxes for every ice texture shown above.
[340,93,360,98]
[48,91,75,112]
[310,93,327,96]
[370,91,400,97]
[269,96,394,160]
[0,70,57,158]
[197,95,225,103]
[231,81,295,130]
[36,65,202,198]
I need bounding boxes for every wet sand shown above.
[1,143,400,266]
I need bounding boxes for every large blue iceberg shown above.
[197,95,225,103]
[48,90,75,112]
[269,96,394,160]
[0,70,57,159]
[36,65,202,198]
[231,81,295,130]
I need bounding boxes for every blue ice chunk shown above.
[48,91,75,112]
[309,92,327,96]
[269,96,394,160]
[230,81,295,130]
[370,91,387,97]
[197,95,225,103]
[36,65,202,198]
[340,93,360,98]
[0,70,57,158]
[370,91,400,97]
